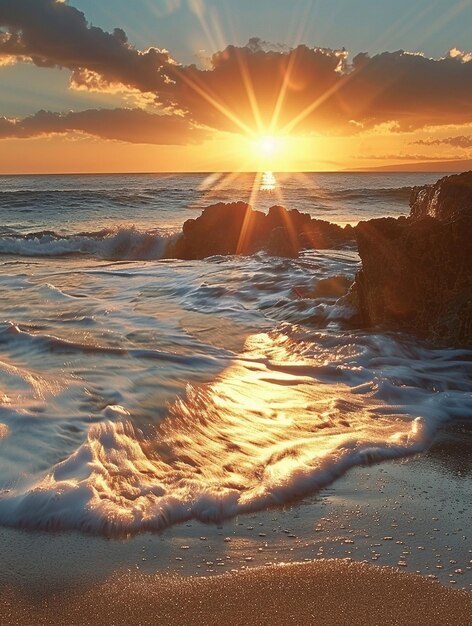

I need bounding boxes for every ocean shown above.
[0,171,471,537]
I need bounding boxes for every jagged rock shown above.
[352,171,472,347]
[165,202,354,259]
[410,171,472,221]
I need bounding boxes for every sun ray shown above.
[214,1,267,135]
[189,0,227,56]
[365,1,437,54]
[193,165,252,209]
[279,75,350,135]
[236,171,263,254]
[411,0,471,50]
[175,68,254,136]
[207,3,229,54]
[269,0,317,133]
[271,191,300,256]
[269,47,300,133]
[234,48,264,133]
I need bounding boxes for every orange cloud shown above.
[0,108,206,144]
[1,1,472,143]
[176,43,472,135]
[0,0,175,93]
[414,135,472,148]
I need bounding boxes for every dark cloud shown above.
[344,50,472,131]
[170,43,350,133]
[413,135,472,148]
[166,45,472,133]
[1,1,472,138]
[0,108,206,144]
[0,0,175,95]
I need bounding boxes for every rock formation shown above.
[410,171,472,221]
[352,171,472,347]
[165,202,354,259]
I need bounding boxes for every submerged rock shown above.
[352,171,472,347]
[164,202,354,259]
[311,275,352,299]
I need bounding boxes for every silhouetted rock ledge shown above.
[164,202,354,259]
[352,171,472,347]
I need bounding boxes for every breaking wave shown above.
[0,325,470,536]
[329,186,413,201]
[0,228,173,260]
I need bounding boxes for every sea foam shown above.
[0,325,470,536]
[0,228,173,260]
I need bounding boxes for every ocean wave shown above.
[302,186,413,204]
[0,185,413,207]
[0,188,169,208]
[0,327,470,536]
[0,322,226,369]
[0,228,173,260]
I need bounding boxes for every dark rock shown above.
[410,171,472,222]
[165,202,354,260]
[352,172,472,347]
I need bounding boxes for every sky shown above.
[0,0,472,173]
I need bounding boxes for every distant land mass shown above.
[352,159,472,173]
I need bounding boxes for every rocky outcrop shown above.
[410,171,472,221]
[352,171,472,347]
[165,202,354,259]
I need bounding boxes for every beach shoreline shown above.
[1,421,470,623]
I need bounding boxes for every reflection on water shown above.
[260,171,277,192]
[0,329,428,535]
[1,251,470,538]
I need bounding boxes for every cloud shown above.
[357,153,461,162]
[0,108,206,144]
[448,48,472,63]
[342,49,472,132]
[167,44,472,134]
[0,0,176,96]
[413,135,472,149]
[170,42,351,133]
[1,1,472,139]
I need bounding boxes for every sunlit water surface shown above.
[0,172,471,535]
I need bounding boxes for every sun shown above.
[256,135,279,157]
[244,133,295,171]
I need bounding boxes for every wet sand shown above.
[2,560,471,626]
[0,423,471,623]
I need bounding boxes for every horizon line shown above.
[0,168,463,177]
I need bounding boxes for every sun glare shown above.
[256,135,279,157]
[249,134,292,171]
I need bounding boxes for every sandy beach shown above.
[1,422,470,624]
[2,560,472,626]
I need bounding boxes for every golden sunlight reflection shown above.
[260,171,277,191]
[40,331,426,533]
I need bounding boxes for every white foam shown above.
[0,328,470,536]
[0,228,173,260]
